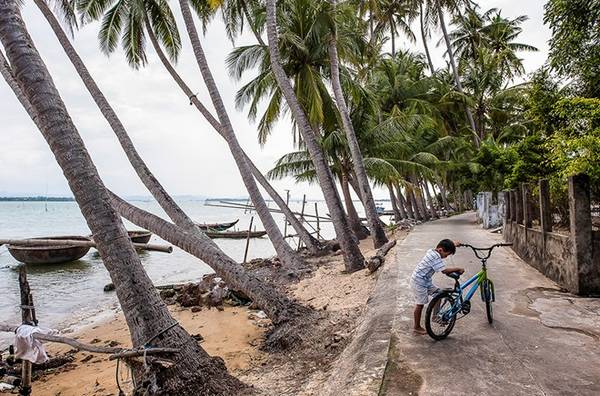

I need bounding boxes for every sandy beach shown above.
[1,230,406,395]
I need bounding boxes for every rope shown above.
[143,322,178,348]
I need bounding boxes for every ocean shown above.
[0,198,339,348]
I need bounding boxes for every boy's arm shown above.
[442,267,465,274]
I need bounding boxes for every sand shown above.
[24,306,266,396]
[2,229,407,396]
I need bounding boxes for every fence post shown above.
[515,187,523,224]
[539,179,552,234]
[568,174,597,294]
[522,183,532,228]
[510,190,516,221]
[503,191,511,222]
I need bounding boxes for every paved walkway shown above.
[382,212,600,396]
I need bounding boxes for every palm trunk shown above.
[34,0,199,232]
[265,0,365,272]
[388,183,402,222]
[108,193,310,331]
[394,184,408,219]
[438,8,477,139]
[438,181,453,212]
[340,172,368,240]
[399,186,414,219]
[408,187,423,220]
[422,179,438,218]
[0,5,243,393]
[327,5,387,248]
[390,18,395,57]
[241,0,266,47]
[420,3,435,73]
[416,185,430,221]
[144,22,319,253]
[179,0,305,268]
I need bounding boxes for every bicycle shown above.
[425,243,513,340]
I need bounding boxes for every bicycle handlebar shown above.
[458,243,513,260]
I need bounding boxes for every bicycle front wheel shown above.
[425,292,457,340]
[482,279,494,324]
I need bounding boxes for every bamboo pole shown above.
[205,201,333,222]
[315,202,321,240]
[18,266,34,396]
[243,216,254,264]
[283,190,290,237]
[0,238,173,253]
[298,195,306,250]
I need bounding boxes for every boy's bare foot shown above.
[413,327,427,335]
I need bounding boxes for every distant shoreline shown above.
[0,196,74,202]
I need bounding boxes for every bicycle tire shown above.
[483,279,494,324]
[425,292,457,340]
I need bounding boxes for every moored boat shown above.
[195,219,239,231]
[128,230,152,244]
[7,236,92,265]
[205,230,267,239]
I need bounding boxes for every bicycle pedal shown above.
[461,301,471,315]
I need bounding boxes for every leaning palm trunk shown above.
[422,180,438,218]
[172,0,304,268]
[419,3,435,73]
[265,0,365,272]
[397,185,413,219]
[388,183,403,222]
[0,5,243,393]
[408,188,423,220]
[108,192,312,349]
[437,8,477,139]
[340,172,368,240]
[394,184,408,219]
[438,181,453,212]
[33,0,199,232]
[142,23,320,254]
[327,1,388,248]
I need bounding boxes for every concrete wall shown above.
[504,222,576,292]
[476,192,502,229]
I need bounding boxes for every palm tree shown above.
[418,1,435,72]
[77,0,311,264]
[0,2,243,393]
[327,0,388,248]
[423,0,478,138]
[372,0,417,57]
[34,0,201,233]
[178,0,306,268]
[265,0,365,272]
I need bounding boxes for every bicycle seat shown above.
[445,271,462,280]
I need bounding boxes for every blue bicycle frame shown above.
[440,270,486,321]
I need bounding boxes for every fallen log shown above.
[367,240,397,273]
[0,238,172,253]
[0,324,177,358]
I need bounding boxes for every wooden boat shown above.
[128,230,152,244]
[205,230,267,239]
[7,236,92,265]
[195,219,239,231]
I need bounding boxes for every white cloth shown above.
[14,325,58,364]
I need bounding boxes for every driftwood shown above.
[0,324,177,359]
[367,240,397,273]
[0,238,173,253]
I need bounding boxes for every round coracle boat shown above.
[128,230,152,244]
[8,235,92,265]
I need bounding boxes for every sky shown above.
[0,1,551,200]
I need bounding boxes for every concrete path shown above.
[382,212,600,396]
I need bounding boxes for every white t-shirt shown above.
[411,249,446,287]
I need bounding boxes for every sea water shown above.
[0,199,338,348]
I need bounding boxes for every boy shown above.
[410,239,464,335]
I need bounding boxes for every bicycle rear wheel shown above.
[425,292,457,340]
[482,279,494,324]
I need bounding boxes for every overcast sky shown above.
[0,1,551,199]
